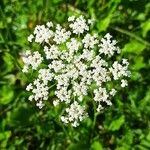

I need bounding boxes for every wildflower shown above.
[22,16,130,127]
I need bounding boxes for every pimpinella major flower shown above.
[22,15,131,127]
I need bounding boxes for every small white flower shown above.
[69,15,89,34]
[38,69,53,83]
[66,38,81,52]
[53,25,71,44]
[28,95,34,101]
[122,59,129,65]
[82,34,98,49]
[36,101,44,109]
[26,83,33,91]
[121,79,128,87]
[22,65,29,73]
[53,99,59,106]
[61,116,68,124]
[110,89,117,96]
[99,33,120,57]
[46,21,53,28]
[44,45,60,60]
[28,34,34,42]
[88,19,95,25]
[96,104,103,112]
[72,121,79,127]
[68,16,75,22]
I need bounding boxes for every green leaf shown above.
[0,131,11,141]
[132,56,146,70]
[146,132,150,141]
[108,116,125,131]
[116,146,130,150]
[3,53,14,73]
[136,13,146,21]
[67,143,88,150]
[8,104,35,126]
[15,138,24,145]
[90,141,103,150]
[4,74,16,85]
[87,0,95,8]
[122,40,146,54]
[0,85,14,105]
[135,145,149,150]
[0,131,11,148]
[141,140,150,148]
[142,19,150,37]
[96,15,112,32]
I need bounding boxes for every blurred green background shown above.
[0,0,150,149]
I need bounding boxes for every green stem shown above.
[90,89,97,129]
[49,83,56,89]
[92,101,97,129]
[112,26,150,47]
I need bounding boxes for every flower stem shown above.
[92,100,97,129]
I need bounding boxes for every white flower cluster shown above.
[22,15,130,127]
[99,33,120,57]
[22,51,43,72]
[26,79,48,109]
[68,15,89,34]
[28,24,54,43]
[61,101,88,127]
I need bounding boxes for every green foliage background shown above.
[0,0,150,149]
